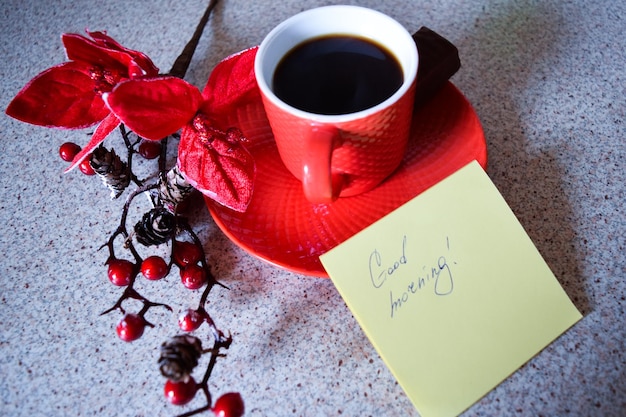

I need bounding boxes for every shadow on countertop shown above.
[454,0,591,315]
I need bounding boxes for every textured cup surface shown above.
[255,5,418,202]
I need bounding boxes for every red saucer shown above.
[206,82,487,277]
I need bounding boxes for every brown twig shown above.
[168,0,220,79]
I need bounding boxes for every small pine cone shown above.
[158,335,203,382]
[134,207,176,246]
[157,166,194,213]
[90,145,130,199]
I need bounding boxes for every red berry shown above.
[173,241,203,267]
[180,265,207,290]
[107,259,135,286]
[138,139,162,159]
[59,142,81,162]
[213,392,245,417]
[164,377,198,406]
[178,309,205,332]
[141,256,168,280]
[78,155,96,175]
[116,313,146,342]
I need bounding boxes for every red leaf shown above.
[86,30,126,49]
[63,32,159,78]
[6,61,109,128]
[105,77,203,140]
[63,33,127,74]
[65,113,120,172]
[87,32,159,78]
[177,120,255,212]
[86,31,159,77]
[200,47,260,118]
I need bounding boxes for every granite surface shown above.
[0,0,624,416]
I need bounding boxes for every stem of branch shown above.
[168,0,220,79]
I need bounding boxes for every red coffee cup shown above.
[255,6,418,203]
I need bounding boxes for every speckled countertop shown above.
[0,1,624,416]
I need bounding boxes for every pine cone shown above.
[90,145,130,199]
[134,207,176,246]
[157,166,194,213]
[158,335,203,382]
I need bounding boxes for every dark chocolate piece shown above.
[412,27,461,107]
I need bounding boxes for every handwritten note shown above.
[320,161,582,417]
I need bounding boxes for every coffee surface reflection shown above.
[273,35,403,115]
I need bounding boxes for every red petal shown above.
[105,77,203,140]
[63,33,127,74]
[86,31,159,77]
[86,30,124,49]
[6,61,109,128]
[177,123,255,212]
[65,113,120,172]
[201,47,260,118]
[88,112,120,146]
[63,32,159,78]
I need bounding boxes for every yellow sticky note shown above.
[319,160,582,417]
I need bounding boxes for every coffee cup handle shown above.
[302,124,345,203]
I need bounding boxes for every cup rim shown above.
[254,5,419,123]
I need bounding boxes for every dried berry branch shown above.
[119,123,146,186]
[97,124,241,412]
[7,0,246,414]
[93,0,243,413]
[174,337,234,417]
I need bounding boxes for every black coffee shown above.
[272,35,403,115]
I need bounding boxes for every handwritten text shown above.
[366,235,456,318]
[369,235,408,288]
[389,253,454,318]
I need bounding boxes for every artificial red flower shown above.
[104,76,203,141]
[6,30,159,171]
[177,47,259,212]
[7,28,257,212]
[107,47,259,212]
